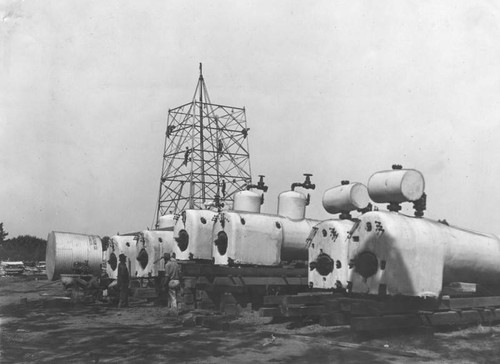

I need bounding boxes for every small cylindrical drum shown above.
[46,231,102,281]
[322,183,370,214]
[368,169,425,203]
[277,191,308,220]
[233,190,262,213]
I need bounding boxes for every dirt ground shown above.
[1,277,500,363]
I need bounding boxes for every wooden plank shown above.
[338,298,378,313]
[212,277,241,286]
[283,294,338,305]
[259,307,282,317]
[448,296,500,310]
[263,295,287,305]
[330,341,429,359]
[319,313,350,326]
[282,305,327,317]
[132,288,158,299]
[428,310,482,326]
[297,291,341,296]
[180,262,308,278]
[241,277,288,285]
[350,298,438,316]
[478,309,495,324]
[212,286,247,293]
[493,308,500,319]
[350,314,421,331]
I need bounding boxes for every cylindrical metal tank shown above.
[233,190,262,213]
[173,209,218,260]
[141,230,175,273]
[212,211,283,266]
[46,231,102,281]
[367,169,425,203]
[308,219,355,290]
[349,211,500,297]
[277,190,308,220]
[105,235,137,279]
[322,182,370,215]
[158,214,175,230]
[281,218,320,262]
[135,230,164,277]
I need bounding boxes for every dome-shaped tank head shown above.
[277,190,308,220]
[233,190,263,213]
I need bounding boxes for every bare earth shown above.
[1,277,500,363]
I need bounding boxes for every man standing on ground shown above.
[164,252,180,311]
[117,254,130,308]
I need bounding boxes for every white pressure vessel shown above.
[349,211,500,297]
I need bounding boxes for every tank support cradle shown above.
[179,262,309,312]
[258,293,500,331]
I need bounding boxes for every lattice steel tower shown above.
[154,64,252,226]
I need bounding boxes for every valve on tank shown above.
[291,173,316,191]
[413,192,427,218]
[247,175,269,192]
[357,203,373,215]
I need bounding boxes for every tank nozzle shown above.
[291,173,316,191]
[247,175,268,192]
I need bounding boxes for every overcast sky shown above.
[1,0,500,239]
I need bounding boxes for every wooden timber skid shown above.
[179,262,309,310]
[259,292,500,332]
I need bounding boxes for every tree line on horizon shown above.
[0,223,47,262]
